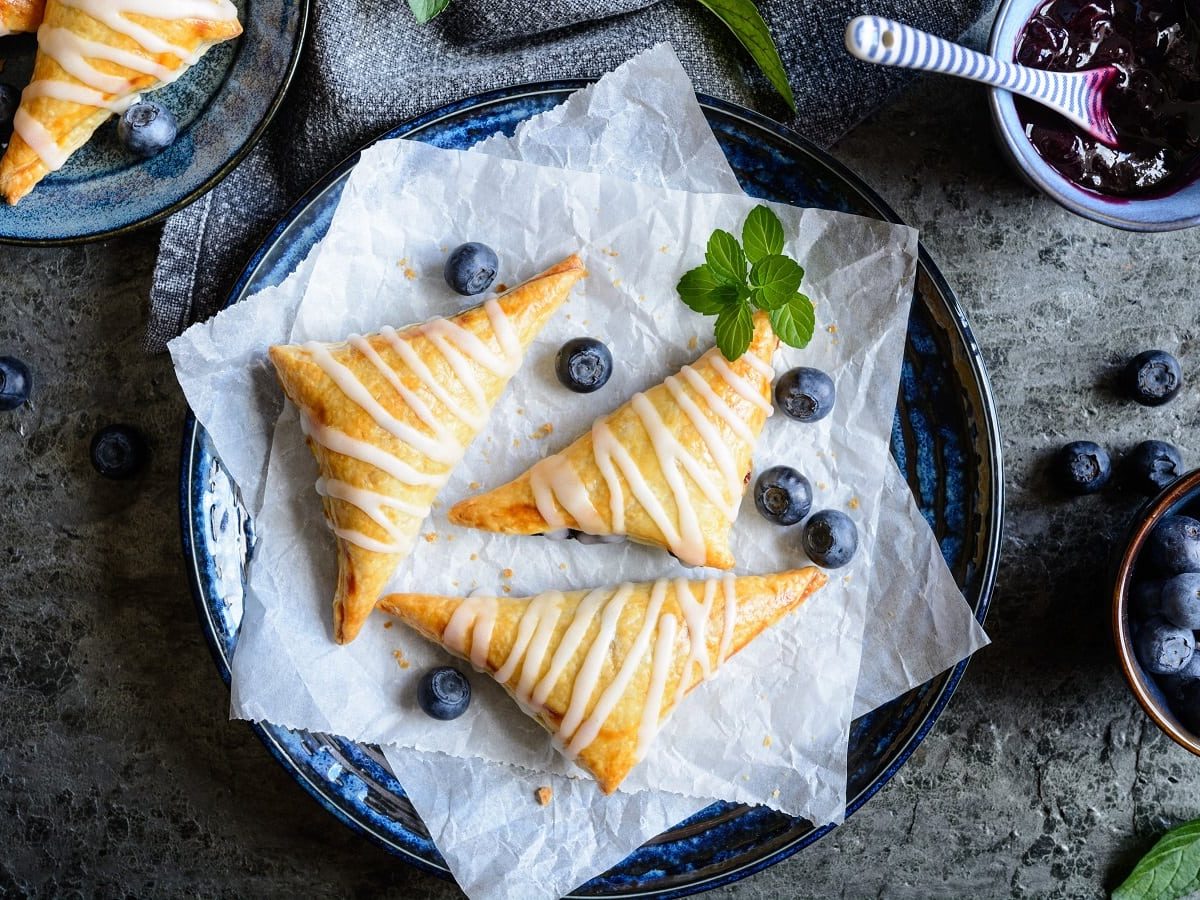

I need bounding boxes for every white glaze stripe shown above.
[717,575,738,664]
[315,477,424,555]
[636,612,677,760]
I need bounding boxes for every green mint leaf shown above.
[769,293,815,349]
[1114,819,1200,900]
[742,205,785,263]
[749,254,804,310]
[705,229,746,286]
[677,265,739,314]
[408,0,450,23]
[715,300,754,360]
[692,0,796,112]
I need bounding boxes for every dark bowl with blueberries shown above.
[989,0,1200,231]
[1114,470,1200,755]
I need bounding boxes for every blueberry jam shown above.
[1014,0,1200,196]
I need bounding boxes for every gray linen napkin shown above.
[148,0,993,350]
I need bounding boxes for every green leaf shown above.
[1114,819,1200,900]
[769,293,815,349]
[714,300,754,360]
[705,229,746,286]
[408,0,450,23]
[677,265,739,315]
[692,0,796,112]
[749,254,804,310]
[742,205,785,263]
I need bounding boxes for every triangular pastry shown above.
[0,0,243,204]
[450,311,779,569]
[380,568,826,793]
[1,0,45,36]
[270,255,586,644]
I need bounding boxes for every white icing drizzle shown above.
[637,612,677,761]
[528,344,772,565]
[440,577,746,765]
[315,477,423,555]
[294,300,521,555]
[15,0,239,171]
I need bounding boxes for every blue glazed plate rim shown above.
[179,81,1004,897]
[0,0,311,247]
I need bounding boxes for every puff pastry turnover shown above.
[450,311,779,569]
[270,255,586,644]
[381,568,826,793]
[0,0,243,204]
[0,0,45,36]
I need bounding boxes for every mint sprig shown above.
[1114,819,1200,900]
[407,0,450,23]
[676,205,815,360]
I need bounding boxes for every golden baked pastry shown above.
[450,311,779,568]
[270,255,586,644]
[0,0,45,35]
[0,0,243,205]
[381,568,826,793]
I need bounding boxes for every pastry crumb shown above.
[817,482,827,491]
[383,621,393,630]
[516,407,525,415]
[602,247,619,257]
[771,788,780,800]
[513,438,521,448]
[827,323,838,334]
[502,585,512,594]
[848,497,860,510]
[687,335,698,350]
[495,283,509,293]
[762,735,772,748]
[469,481,482,490]
[659,244,669,253]
[392,649,410,669]
[424,533,438,543]
[470,553,479,561]
[612,278,622,288]
[502,568,514,579]
[452,580,459,587]
[536,786,553,805]
[559,563,568,571]
[446,534,455,542]
[532,423,554,440]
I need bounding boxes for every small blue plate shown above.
[180,85,1003,898]
[0,0,308,245]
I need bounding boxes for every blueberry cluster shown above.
[754,367,857,569]
[1055,350,1186,497]
[1132,516,1200,731]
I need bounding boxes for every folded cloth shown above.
[147,0,994,351]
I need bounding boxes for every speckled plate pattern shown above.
[180,84,1003,898]
[0,0,308,245]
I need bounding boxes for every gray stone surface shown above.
[4,73,1200,899]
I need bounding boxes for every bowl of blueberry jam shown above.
[989,0,1200,230]
[1114,469,1200,755]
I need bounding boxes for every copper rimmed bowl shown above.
[1113,468,1200,754]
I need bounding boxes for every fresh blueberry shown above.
[1135,616,1194,675]
[1054,440,1111,495]
[1130,579,1165,620]
[1162,573,1200,629]
[1146,515,1200,576]
[118,101,178,158]
[754,465,813,526]
[90,424,149,479]
[775,367,835,423]
[1124,439,1184,496]
[802,509,858,569]
[443,242,499,296]
[555,338,612,393]
[0,83,18,135]
[0,356,32,411]
[417,666,471,720]
[1123,349,1182,406]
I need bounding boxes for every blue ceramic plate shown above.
[0,0,308,245]
[181,85,1003,898]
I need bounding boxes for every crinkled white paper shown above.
[169,45,989,900]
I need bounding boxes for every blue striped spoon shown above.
[845,15,1120,147]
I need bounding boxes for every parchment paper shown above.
[169,45,989,900]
